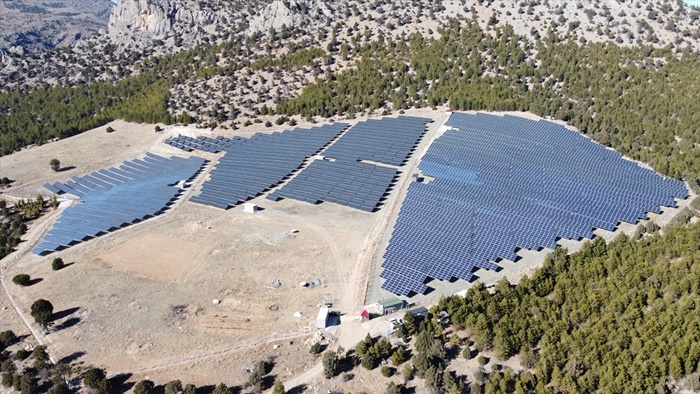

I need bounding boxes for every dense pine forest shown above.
[431,221,700,393]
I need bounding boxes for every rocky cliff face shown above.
[109,0,206,39]
[107,0,231,47]
[246,0,333,36]
[107,0,333,48]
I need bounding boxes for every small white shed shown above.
[243,203,258,214]
[316,307,329,329]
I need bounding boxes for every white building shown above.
[316,307,329,329]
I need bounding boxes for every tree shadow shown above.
[262,374,278,390]
[446,344,461,362]
[287,383,307,393]
[27,278,43,286]
[196,385,216,394]
[52,306,80,321]
[57,351,85,364]
[54,317,80,331]
[196,384,241,394]
[37,379,53,393]
[16,334,31,343]
[110,373,134,392]
[338,359,356,373]
[403,347,414,362]
[57,166,76,172]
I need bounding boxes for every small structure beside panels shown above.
[380,112,689,296]
[269,116,432,212]
[33,153,206,255]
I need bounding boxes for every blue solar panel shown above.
[164,134,246,153]
[269,158,398,212]
[265,116,431,212]
[380,112,689,296]
[191,123,348,209]
[42,183,63,195]
[33,154,205,255]
[323,116,431,166]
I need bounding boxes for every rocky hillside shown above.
[3,0,700,127]
[105,0,334,50]
[0,0,113,51]
[104,0,700,52]
[107,0,259,49]
[3,0,700,186]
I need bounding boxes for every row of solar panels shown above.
[33,153,206,255]
[323,116,431,167]
[380,112,688,296]
[443,114,686,198]
[267,159,399,212]
[188,116,432,212]
[42,153,203,197]
[165,135,247,153]
[264,116,431,211]
[190,123,349,209]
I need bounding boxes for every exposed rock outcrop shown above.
[107,0,332,47]
[107,0,222,47]
[246,0,332,36]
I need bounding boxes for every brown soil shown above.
[99,232,202,282]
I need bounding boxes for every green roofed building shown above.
[377,297,405,315]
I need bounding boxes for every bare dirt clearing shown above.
[99,232,202,282]
[3,176,391,387]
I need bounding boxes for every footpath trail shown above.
[111,330,316,377]
[283,362,323,391]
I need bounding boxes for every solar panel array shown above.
[267,159,398,212]
[190,123,348,209]
[164,135,247,153]
[268,116,431,211]
[33,153,206,255]
[323,116,432,166]
[380,112,688,296]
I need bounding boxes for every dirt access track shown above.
[0,109,445,386]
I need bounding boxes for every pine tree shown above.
[272,380,285,394]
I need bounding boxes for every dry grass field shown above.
[0,120,170,199]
